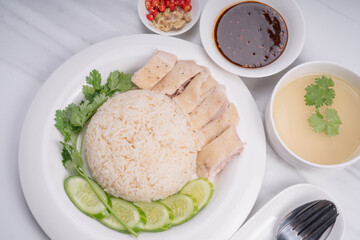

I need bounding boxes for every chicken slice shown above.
[196,103,239,149]
[196,125,244,178]
[173,69,218,114]
[151,60,203,96]
[131,50,177,89]
[188,85,229,131]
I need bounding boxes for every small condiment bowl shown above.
[265,61,360,170]
[137,0,201,36]
[200,0,305,78]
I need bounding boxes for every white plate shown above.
[231,184,345,240]
[18,34,266,240]
[200,0,305,78]
[138,0,201,36]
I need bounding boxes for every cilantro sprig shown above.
[55,69,137,236]
[304,76,342,137]
[82,69,132,101]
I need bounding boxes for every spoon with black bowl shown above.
[276,199,338,240]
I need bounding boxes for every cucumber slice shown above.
[160,194,197,225]
[180,178,214,212]
[99,197,146,233]
[64,176,110,219]
[134,201,174,232]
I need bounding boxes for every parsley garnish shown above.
[55,69,137,236]
[82,70,132,101]
[304,76,342,137]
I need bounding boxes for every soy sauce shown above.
[214,1,288,69]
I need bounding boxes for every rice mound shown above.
[84,90,197,202]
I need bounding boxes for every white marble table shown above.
[1,0,359,239]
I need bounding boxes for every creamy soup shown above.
[273,74,360,165]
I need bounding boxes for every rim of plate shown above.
[18,34,266,240]
[200,0,305,78]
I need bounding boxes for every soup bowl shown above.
[265,61,360,170]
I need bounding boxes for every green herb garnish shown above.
[304,75,342,137]
[82,69,133,101]
[55,69,137,237]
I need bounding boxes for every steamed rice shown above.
[84,90,196,202]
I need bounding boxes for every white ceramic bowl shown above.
[138,0,201,36]
[200,0,305,78]
[265,61,360,170]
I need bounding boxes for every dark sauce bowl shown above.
[200,0,305,78]
[214,1,288,69]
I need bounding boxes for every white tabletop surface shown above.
[1,0,359,239]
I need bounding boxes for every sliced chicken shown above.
[131,50,177,89]
[196,103,240,149]
[196,125,244,178]
[173,69,218,114]
[151,60,203,96]
[188,85,229,131]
